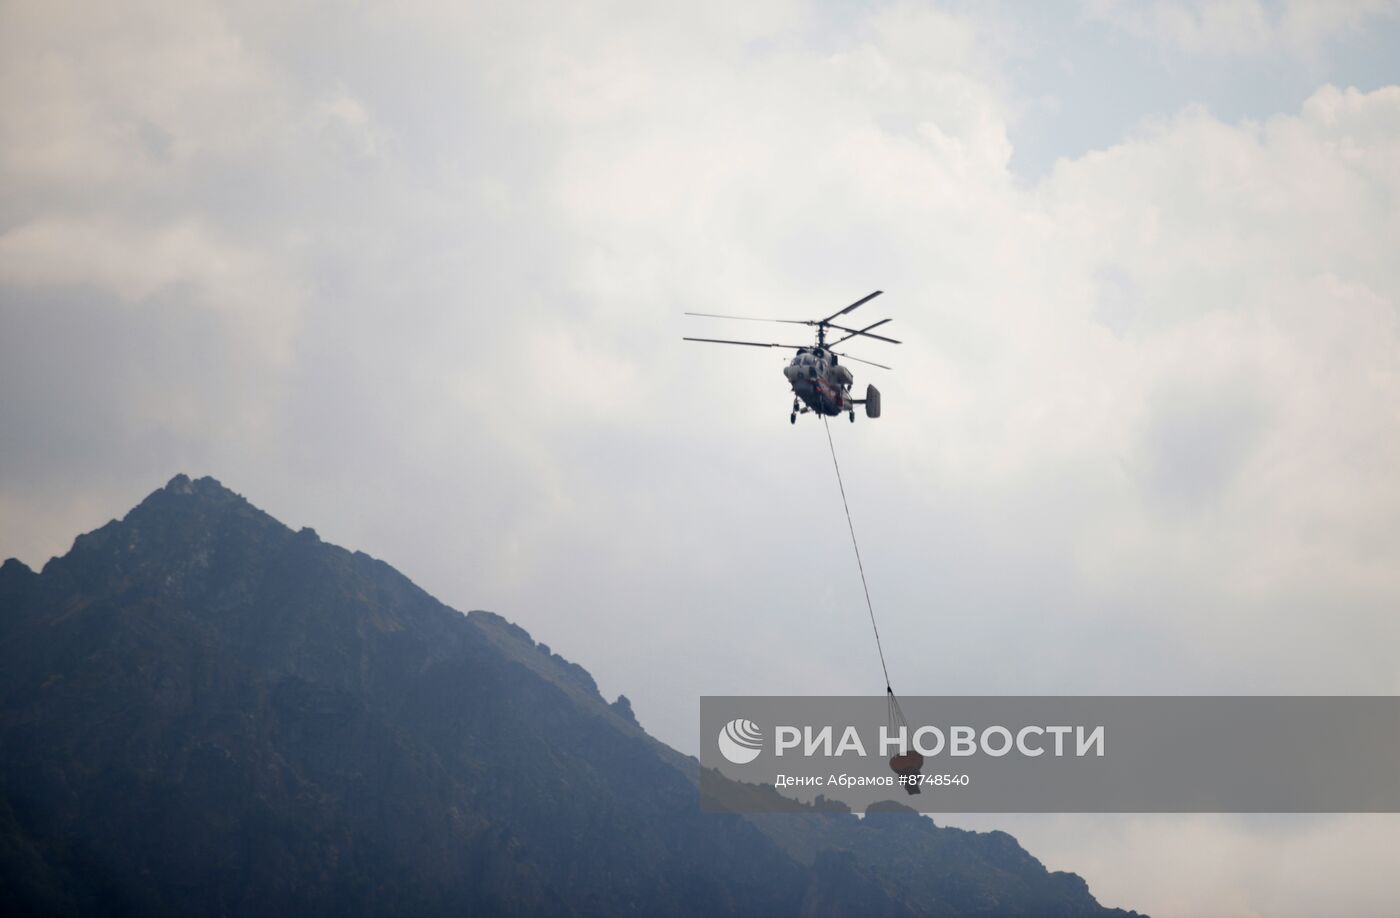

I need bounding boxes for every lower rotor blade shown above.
[684,312,813,325]
[833,351,892,370]
[683,337,802,349]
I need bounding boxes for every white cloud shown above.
[1086,0,1400,57]
[1034,88,1400,632]
[2,2,1399,915]
[0,217,304,337]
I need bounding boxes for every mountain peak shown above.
[165,472,195,493]
[0,557,34,577]
[38,472,274,584]
[155,472,243,504]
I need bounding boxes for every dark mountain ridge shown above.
[0,475,1143,916]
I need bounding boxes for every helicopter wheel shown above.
[849,410,855,423]
[790,412,797,425]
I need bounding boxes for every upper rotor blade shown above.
[833,351,892,370]
[820,290,883,325]
[684,312,812,325]
[683,337,803,349]
[828,318,902,346]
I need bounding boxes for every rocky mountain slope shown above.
[0,475,1142,917]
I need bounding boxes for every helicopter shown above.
[684,290,899,424]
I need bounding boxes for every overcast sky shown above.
[3,1,1400,914]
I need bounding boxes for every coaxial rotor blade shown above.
[819,290,883,325]
[833,351,892,370]
[684,312,812,325]
[682,337,803,349]
[829,318,902,346]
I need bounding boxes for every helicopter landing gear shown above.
[849,410,856,423]
[790,412,796,425]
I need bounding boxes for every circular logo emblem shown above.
[717,718,764,765]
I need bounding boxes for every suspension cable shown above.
[822,416,893,695]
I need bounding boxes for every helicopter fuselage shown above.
[785,347,854,416]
